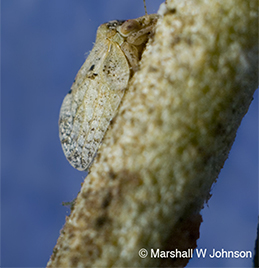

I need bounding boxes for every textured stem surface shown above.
[47,0,258,267]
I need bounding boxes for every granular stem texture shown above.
[47,0,258,267]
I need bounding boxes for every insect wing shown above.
[59,36,130,171]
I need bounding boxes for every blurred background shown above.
[2,0,258,267]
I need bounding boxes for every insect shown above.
[59,12,158,171]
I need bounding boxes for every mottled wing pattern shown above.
[59,39,129,171]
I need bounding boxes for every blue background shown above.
[2,0,258,267]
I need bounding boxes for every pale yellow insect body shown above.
[59,14,158,171]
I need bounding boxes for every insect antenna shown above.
[143,0,148,15]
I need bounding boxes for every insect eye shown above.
[119,19,141,36]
